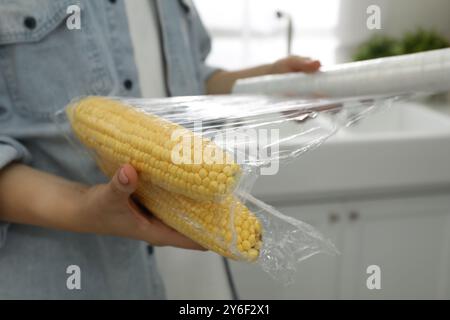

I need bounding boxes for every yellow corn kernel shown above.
[248,249,259,260]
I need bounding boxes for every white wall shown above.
[196,0,341,68]
[384,0,450,38]
[196,0,450,67]
[336,0,450,62]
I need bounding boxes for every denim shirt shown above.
[0,0,216,299]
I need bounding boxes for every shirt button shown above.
[123,79,133,90]
[24,16,37,30]
[147,246,154,255]
[0,105,7,117]
[180,0,192,13]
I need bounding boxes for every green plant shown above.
[400,28,450,54]
[353,35,402,61]
[353,29,450,61]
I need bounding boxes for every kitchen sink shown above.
[252,100,450,202]
[337,102,450,138]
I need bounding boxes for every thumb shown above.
[105,164,139,203]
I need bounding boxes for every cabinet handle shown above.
[349,211,360,222]
[328,212,340,224]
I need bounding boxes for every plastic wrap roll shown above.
[233,48,450,97]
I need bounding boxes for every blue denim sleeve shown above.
[191,3,221,86]
[0,136,32,249]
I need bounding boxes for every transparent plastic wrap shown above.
[56,94,399,281]
[233,48,450,97]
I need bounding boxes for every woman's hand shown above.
[0,164,204,251]
[75,164,204,250]
[206,55,321,94]
[269,55,321,74]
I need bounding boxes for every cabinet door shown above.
[340,194,450,299]
[230,202,344,299]
[155,248,232,299]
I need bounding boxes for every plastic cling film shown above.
[64,95,398,198]
[96,94,399,166]
[96,152,336,274]
[60,94,399,280]
[243,193,338,283]
[233,49,450,98]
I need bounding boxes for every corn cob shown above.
[98,160,263,261]
[137,185,262,261]
[67,96,241,201]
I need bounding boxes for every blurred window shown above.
[195,0,341,69]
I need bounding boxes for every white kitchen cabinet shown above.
[230,193,450,299]
[339,194,450,299]
[154,248,232,300]
[230,202,344,299]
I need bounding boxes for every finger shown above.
[288,56,321,73]
[127,197,155,226]
[105,166,205,251]
[143,216,207,251]
[292,59,321,73]
[104,164,139,204]
[126,200,205,250]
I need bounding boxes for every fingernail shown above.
[118,167,129,185]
